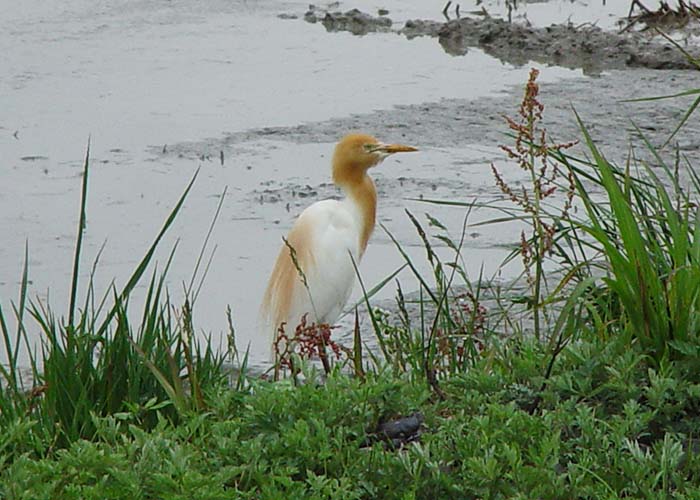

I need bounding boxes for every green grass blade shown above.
[340,264,406,320]
[129,338,188,415]
[348,251,388,361]
[68,139,91,330]
[381,224,439,305]
[96,168,199,337]
[3,243,31,391]
[654,28,700,70]
[663,94,700,148]
[622,88,700,103]
[187,186,227,302]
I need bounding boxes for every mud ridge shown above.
[305,6,699,73]
[154,69,700,171]
[305,6,392,35]
[423,17,699,73]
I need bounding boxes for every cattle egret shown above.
[260,133,417,356]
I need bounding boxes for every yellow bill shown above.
[375,143,418,154]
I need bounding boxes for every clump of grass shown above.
[0,146,229,453]
[3,335,700,499]
[373,205,495,400]
[554,114,700,367]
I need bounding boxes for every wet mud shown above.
[157,68,700,170]
[308,6,700,73]
[415,17,699,72]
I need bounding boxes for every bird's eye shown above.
[363,144,378,153]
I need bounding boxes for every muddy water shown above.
[2,0,698,366]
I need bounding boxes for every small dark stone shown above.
[377,412,424,440]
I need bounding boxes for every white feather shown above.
[293,198,364,325]
[258,196,366,356]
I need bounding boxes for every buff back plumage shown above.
[260,213,316,346]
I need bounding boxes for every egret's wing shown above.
[260,200,360,344]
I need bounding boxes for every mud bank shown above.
[306,7,699,73]
[408,17,699,72]
[305,7,392,35]
[156,68,700,170]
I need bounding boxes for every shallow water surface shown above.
[1,0,692,364]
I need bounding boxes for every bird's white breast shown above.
[289,198,364,327]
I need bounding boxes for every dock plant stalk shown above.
[492,68,575,340]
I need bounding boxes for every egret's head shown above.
[332,133,417,186]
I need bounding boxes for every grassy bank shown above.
[2,67,700,498]
[3,341,700,499]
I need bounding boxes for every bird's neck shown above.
[343,174,377,255]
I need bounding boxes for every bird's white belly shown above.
[287,199,361,328]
